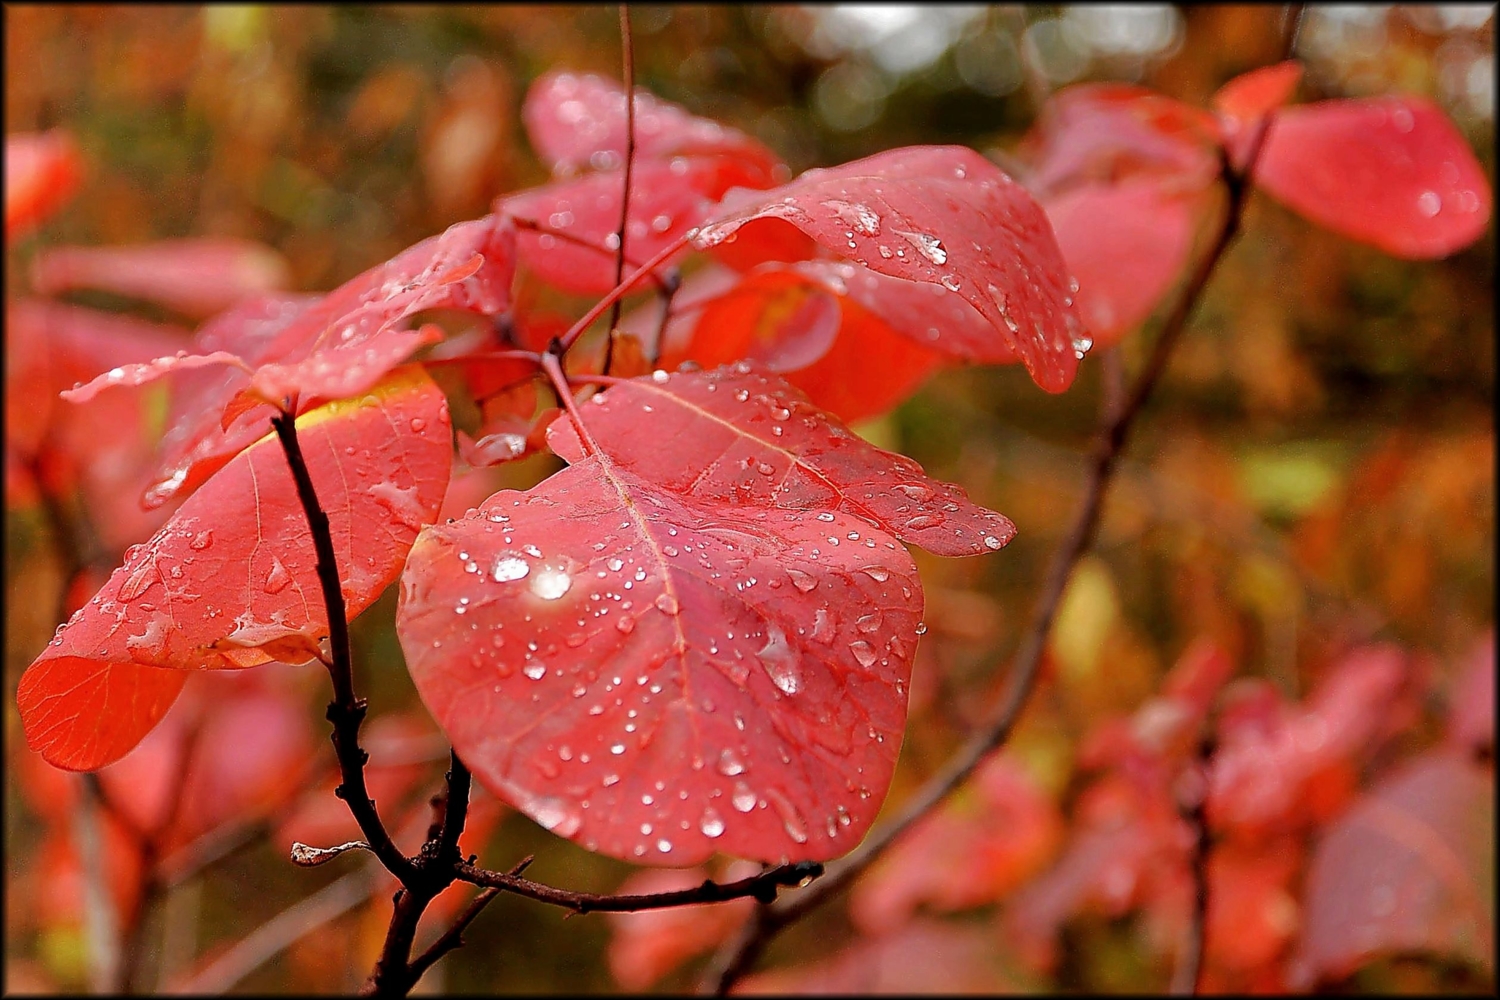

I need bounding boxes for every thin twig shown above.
[646,267,682,368]
[700,8,1305,991]
[557,233,694,353]
[602,3,636,376]
[452,860,822,914]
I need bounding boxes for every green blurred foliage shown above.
[5,5,1493,994]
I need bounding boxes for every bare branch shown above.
[603,3,637,376]
[453,859,821,915]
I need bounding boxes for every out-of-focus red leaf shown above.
[659,263,941,423]
[849,754,1062,934]
[5,129,84,243]
[1253,96,1492,259]
[523,70,782,184]
[545,364,1016,557]
[1043,179,1201,347]
[504,158,756,296]
[1448,632,1495,755]
[694,146,1086,392]
[1289,749,1495,987]
[62,351,253,403]
[736,919,1017,993]
[1209,645,1410,835]
[607,864,757,989]
[1213,61,1304,169]
[143,215,512,509]
[1212,62,1304,124]
[30,238,292,319]
[17,367,452,771]
[1020,83,1221,195]
[398,446,922,865]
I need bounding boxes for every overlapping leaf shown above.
[546,364,1016,557]
[30,238,292,319]
[692,146,1087,392]
[659,261,951,422]
[17,367,452,771]
[523,70,781,183]
[398,454,922,865]
[96,214,513,509]
[1043,179,1200,347]
[1253,95,1492,259]
[1290,750,1495,986]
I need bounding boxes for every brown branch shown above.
[453,859,821,914]
[700,7,1305,992]
[602,2,637,376]
[271,410,417,886]
[1170,733,1217,995]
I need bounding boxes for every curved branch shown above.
[700,7,1305,992]
[453,859,822,915]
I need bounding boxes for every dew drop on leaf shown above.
[263,557,292,595]
[654,593,680,615]
[731,781,757,813]
[492,553,530,582]
[530,565,572,600]
[699,808,726,838]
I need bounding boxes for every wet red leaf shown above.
[522,70,781,184]
[546,364,1015,557]
[30,238,292,319]
[17,367,452,771]
[5,129,84,243]
[1290,749,1495,986]
[1043,179,1201,347]
[1213,61,1304,124]
[140,214,512,509]
[504,157,765,296]
[1253,96,1493,259]
[397,451,923,865]
[693,146,1086,392]
[1021,83,1221,195]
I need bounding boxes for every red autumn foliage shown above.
[8,21,1494,996]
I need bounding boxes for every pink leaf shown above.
[545,364,1016,557]
[17,368,452,771]
[1253,96,1492,259]
[693,146,1087,392]
[1290,750,1495,986]
[397,453,922,865]
[523,70,781,184]
[30,238,292,319]
[1043,179,1201,346]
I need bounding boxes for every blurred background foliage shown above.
[5,4,1494,994]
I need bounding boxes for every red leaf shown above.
[397,451,923,865]
[606,863,757,989]
[1289,750,1495,986]
[17,367,452,771]
[1253,96,1492,259]
[30,238,292,319]
[1213,61,1303,169]
[1043,179,1201,347]
[1021,83,1221,195]
[738,919,1017,993]
[144,214,512,508]
[504,158,755,296]
[61,350,253,403]
[693,146,1087,392]
[1213,61,1303,122]
[661,262,951,422]
[545,364,1016,557]
[522,70,781,184]
[849,754,1062,934]
[5,129,84,243]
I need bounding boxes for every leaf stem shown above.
[557,232,695,354]
[602,3,636,377]
[699,6,1304,991]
